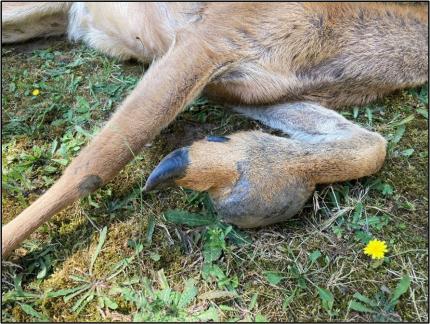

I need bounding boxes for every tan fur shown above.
[2,2,70,43]
[1,2,428,257]
[176,139,244,193]
[175,105,387,228]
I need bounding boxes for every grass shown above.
[1,37,428,322]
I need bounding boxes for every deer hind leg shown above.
[1,2,71,44]
[145,102,387,228]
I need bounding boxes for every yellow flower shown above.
[32,89,40,96]
[364,239,388,260]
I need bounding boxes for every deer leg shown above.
[2,36,233,258]
[145,102,387,228]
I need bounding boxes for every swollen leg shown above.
[145,131,316,227]
[145,102,387,227]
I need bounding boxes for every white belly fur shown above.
[67,2,204,63]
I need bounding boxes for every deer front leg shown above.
[145,102,387,228]
[2,36,232,258]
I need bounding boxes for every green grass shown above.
[1,38,428,322]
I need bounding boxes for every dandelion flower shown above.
[363,239,388,260]
[32,89,40,96]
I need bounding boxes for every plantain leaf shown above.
[63,284,92,303]
[416,108,428,119]
[349,300,376,313]
[248,292,258,311]
[36,258,47,279]
[145,215,156,245]
[390,125,405,146]
[196,306,219,322]
[90,226,107,275]
[19,303,49,321]
[219,223,252,246]
[352,292,377,307]
[309,250,322,263]
[157,269,169,290]
[282,288,297,310]
[263,271,283,285]
[46,284,90,299]
[392,114,415,127]
[177,278,198,308]
[390,275,411,305]
[255,314,268,322]
[69,275,90,283]
[164,209,217,227]
[317,286,334,313]
[71,290,93,314]
[103,295,118,310]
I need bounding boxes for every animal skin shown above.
[1,2,428,257]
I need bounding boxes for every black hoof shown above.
[143,147,189,192]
